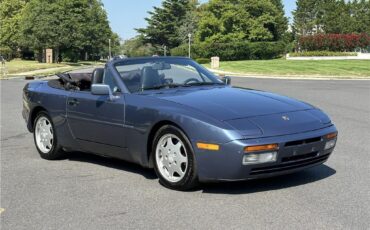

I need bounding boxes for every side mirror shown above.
[221,76,231,85]
[91,84,119,101]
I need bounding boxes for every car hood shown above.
[150,86,313,121]
[226,110,331,137]
[148,87,332,138]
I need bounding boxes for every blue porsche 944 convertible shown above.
[23,57,338,190]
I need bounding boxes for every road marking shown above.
[0,208,5,214]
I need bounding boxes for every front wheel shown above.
[33,112,65,160]
[153,125,198,190]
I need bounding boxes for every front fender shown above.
[124,94,243,167]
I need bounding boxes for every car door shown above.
[66,68,126,151]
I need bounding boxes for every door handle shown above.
[68,99,80,106]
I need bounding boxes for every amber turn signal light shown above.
[197,142,220,151]
[325,132,337,139]
[244,144,279,152]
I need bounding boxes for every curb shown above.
[207,68,370,81]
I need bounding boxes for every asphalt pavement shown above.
[1,75,369,229]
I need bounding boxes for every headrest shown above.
[92,68,104,84]
[141,66,161,89]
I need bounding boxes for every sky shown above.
[101,0,297,40]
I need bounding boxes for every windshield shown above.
[114,58,223,93]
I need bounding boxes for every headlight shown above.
[324,132,337,150]
[243,152,277,165]
[325,139,336,150]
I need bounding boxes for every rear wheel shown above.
[153,125,198,190]
[33,112,65,160]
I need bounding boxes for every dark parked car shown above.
[23,57,338,190]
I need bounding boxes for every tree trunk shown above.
[54,47,59,63]
[37,48,43,63]
[42,49,46,63]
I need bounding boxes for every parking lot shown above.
[1,76,369,229]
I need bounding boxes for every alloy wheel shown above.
[35,116,54,154]
[155,134,188,183]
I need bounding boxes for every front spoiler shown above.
[204,154,329,182]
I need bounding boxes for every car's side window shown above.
[103,68,120,93]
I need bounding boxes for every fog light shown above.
[325,139,336,150]
[243,152,277,165]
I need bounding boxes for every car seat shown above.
[140,66,162,90]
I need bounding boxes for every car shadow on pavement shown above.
[63,152,335,193]
[65,151,157,180]
[200,165,336,194]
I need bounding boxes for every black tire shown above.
[152,125,198,190]
[33,111,65,160]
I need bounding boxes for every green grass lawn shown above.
[205,59,370,78]
[2,59,101,75]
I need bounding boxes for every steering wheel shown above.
[184,78,201,85]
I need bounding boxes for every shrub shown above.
[171,44,202,59]
[171,45,189,57]
[61,49,79,63]
[299,33,370,52]
[289,51,357,57]
[195,58,210,64]
[171,41,286,61]
[249,42,286,60]
[0,46,13,60]
[199,42,252,60]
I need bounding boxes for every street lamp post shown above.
[163,45,167,56]
[188,33,192,58]
[108,38,112,59]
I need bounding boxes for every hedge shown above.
[195,58,210,64]
[171,45,192,57]
[299,33,370,52]
[171,41,286,61]
[289,51,357,57]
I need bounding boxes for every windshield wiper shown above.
[186,82,224,86]
[142,82,223,91]
[142,83,190,91]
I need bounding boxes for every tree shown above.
[121,36,156,57]
[177,1,200,44]
[20,0,61,61]
[80,0,118,59]
[270,0,289,40]
[0,0,29,59]
[137,0,193,50]
[293,0,370,36]
[19,0,116,62]
[350,0,370,34]
[293,0,322,36]
[320,0,353,34]
[196,0,288,43]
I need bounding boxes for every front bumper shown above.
[195,125,337,182]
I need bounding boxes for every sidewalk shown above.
[1,64,103,80]
[8,66,75,76]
